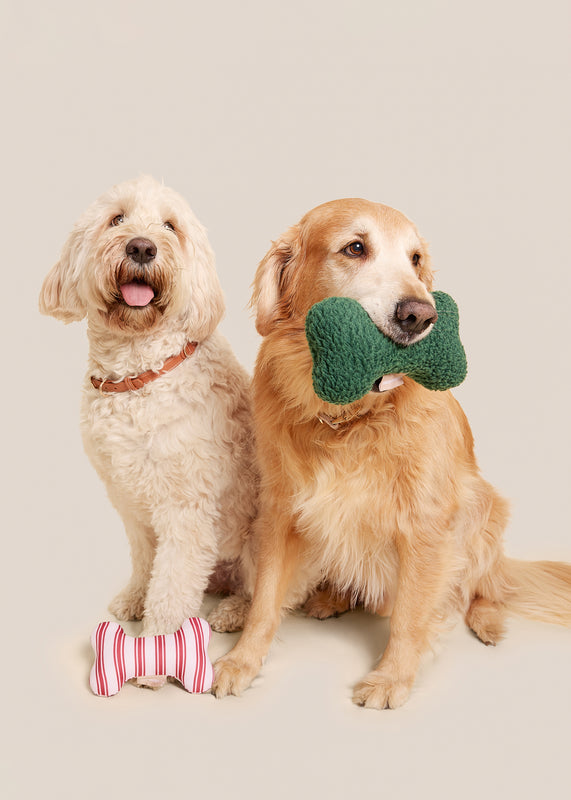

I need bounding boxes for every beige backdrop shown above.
[2,1,570,798]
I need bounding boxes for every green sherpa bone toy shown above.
[305,291,467,405]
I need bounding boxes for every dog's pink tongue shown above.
[120,282,155,307]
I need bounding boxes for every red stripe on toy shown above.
[196,618,205,691]
[119,626,125,689]
[175,626,186,688]
[175,629,181,684]
[189,618,198,691]
[198,619,206,690]
[93,623,102,695]
[181,626,187,687]
[97,622,110,696]
[113,626,123,691]
[190,617,204,691]
[134,635,139,676]
[158,635,166,676]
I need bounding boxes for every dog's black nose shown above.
[126,237,157,264]
[395,299,438,335]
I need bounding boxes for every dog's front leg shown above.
[212,515,305,698]
[353,530,450,710]
[141,505,218,638]
[137,506,217,690]
[109,511,156,622]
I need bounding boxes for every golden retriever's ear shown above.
[251,224,301,336]
[39,229,87,323]
[418,236,435,291]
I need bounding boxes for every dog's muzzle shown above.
[126,237,157,265]
[394,299,438,336]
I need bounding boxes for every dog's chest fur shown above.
[81,334,254,541]
[288,424,408,606]
[83,370,207,504]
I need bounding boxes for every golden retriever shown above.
[212,198,571,709]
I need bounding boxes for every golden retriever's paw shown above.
[109,586,146,621]
[211,656,258,698]
[352,670,413,710]
[466,597,506,646]
[304,589,351,619]
[136,674,167,690]
[208,595,250,632]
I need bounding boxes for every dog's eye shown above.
[412,252,421,267]
[343,241,365,258]
[110,214,125,227]
[163,221,175,232]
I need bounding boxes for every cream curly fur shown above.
[40,177,257,677]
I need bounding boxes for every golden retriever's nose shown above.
[395,299,438,336]
[126,237,157,265]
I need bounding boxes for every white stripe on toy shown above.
[89,618,213,696]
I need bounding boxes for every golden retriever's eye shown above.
[163,221,175,232]
[412,252,421,267]
[342,241,365,258]
[110,214,125,227]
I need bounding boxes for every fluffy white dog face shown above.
[40,176,224,337]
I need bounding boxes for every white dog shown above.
[40,176,257,684]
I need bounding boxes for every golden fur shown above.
[212,198,571,709]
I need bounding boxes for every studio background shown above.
[2,1,570,798]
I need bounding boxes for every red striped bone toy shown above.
[90,618,213,696]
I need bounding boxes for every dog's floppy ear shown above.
[172,195,226,339]
[182,227,225,340]
[39,228,87,323]
[251,224,302,336]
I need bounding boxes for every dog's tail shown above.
[502,557,571,626]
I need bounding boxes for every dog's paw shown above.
[466,597,506,646]
[211,655,259,698]
[136,674,167,690]
[304,589,351,620]
[208,595,250,632]
[109,586,146,621]
[352,669,413,710]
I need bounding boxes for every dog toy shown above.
[305,291,467,405]
[90,618,213,696]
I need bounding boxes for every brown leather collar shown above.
[91,341,198,394]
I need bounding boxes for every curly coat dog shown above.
[40,176,257,686]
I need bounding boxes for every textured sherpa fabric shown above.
[305,291,467,405]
